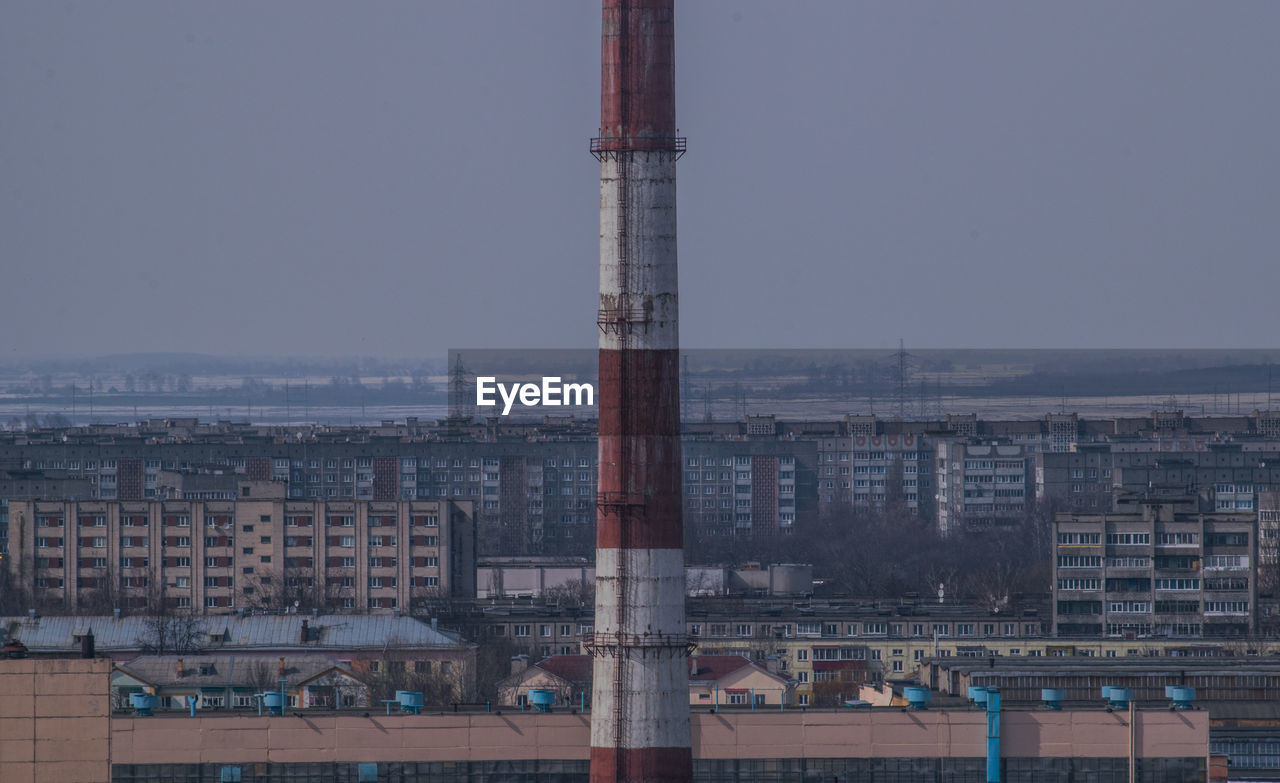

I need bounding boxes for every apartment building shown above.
[681,440,817,537]
[934,441,1032,534]
[1053,497,1256,638]
[3,411,1279,555]
[4,491,475,614]
[810,434,934,519]
[1038,440,1280,512]
[0,427,813,556]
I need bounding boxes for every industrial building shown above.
[0,658,1213,783]
[0,613,476,673]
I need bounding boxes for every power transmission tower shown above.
[889,339,913,421]
[681,354,691,424]
[449,354,474,422]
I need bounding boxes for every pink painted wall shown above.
[110,709,1208,764]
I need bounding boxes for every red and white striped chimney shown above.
[588,0,690,780]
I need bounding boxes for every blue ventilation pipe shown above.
[986,689,1000,783]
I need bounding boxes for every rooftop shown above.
[1,613,471,654]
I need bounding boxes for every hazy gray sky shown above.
[3,2,1278,358]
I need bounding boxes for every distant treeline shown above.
[765,362,1280,399]
[1,377,447,409]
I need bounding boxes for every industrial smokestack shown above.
[588,0,690,780]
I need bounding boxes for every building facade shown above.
[4,493,475,614]
[935,442,1032,534]
[1053,497,1257,637]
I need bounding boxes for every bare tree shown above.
[76,571,123,615]
[542,578,594,608]
[470,635,516,703]
[0,567,32,616]
[136,613,207,655]
[412,585,469,621]
[243,659,277,693]
[357,637,470,705]
[239,570,327,614]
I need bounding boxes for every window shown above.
[1155,578,1200,591]
[1106,532,1150,545]
[1205,555,1248,570]
[514,625,531,637]
[1057,555,1102,568]
[1057,578,1100,591]
[1107,556,1150,568]
[1107,601,1151,613]
[1205,601,1249,614]
[1057,532,1101,545]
